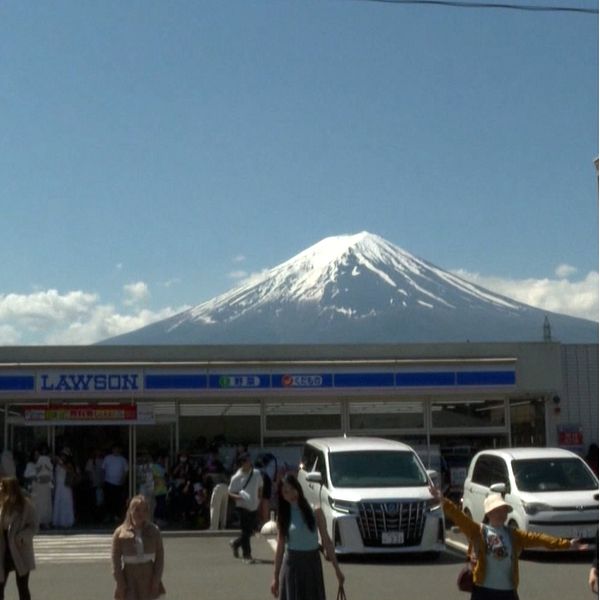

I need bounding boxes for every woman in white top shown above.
[112,495,165,600]
[31,448,53,529]
[52,451,74,529]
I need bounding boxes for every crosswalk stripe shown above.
[34,535,112,564]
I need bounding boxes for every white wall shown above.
[559,344,599,452]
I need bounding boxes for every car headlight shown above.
[522,501,553,515]
[327,497,358,514]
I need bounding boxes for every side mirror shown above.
[427,469,440,488]
[490,482,507,496]
[306,472,322,484]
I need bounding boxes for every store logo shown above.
[40,373,139,392]
[385,503,399,516]
[218,375,261,388]
[281,374,324,387]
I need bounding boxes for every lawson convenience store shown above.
[0,341,577,497]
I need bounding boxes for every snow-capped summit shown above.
[102,232,598,344]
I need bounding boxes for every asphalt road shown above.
[12,531,594,600]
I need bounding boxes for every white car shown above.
[297,436,445,556]
[461,447,599,544]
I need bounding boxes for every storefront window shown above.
[179,403,261,447]
[348,400,424,431]
[510,397,546,446]
[431,399,506,429]
[136,424,174,458]
[265,401,341,435]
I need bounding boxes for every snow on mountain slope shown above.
[102,232,598,344]
[173,232,519,325]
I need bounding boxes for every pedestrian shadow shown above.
[521,549,594,564]
[252,558,274,565]
[336,551,464,566]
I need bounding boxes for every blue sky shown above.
[1,0,598,344]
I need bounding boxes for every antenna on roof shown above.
[543,316,552,342]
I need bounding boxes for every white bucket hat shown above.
[484,493,513,516]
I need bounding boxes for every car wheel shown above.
[463,508,472,519]
[507,519,518,530]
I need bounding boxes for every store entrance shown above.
[55,425,128,464]
[54,425,130,526]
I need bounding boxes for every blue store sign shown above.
[0,366,516,395]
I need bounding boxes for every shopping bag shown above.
[456,564,474,592]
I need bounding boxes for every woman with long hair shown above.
[112,495,166,600]
[271,473,344,600]
[0,476,37,600]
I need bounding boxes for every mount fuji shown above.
[103,232,598,345]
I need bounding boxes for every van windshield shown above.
[512,458,598,492]
[328,451,428,488]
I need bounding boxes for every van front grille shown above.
[357,501,427,547]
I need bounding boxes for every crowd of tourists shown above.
[9,440,279,532]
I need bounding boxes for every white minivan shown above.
[461,447,598,544]
[297,437,445,556]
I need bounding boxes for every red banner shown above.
[24,403,137,423]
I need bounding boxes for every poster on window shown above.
[557,423,584,453]
[23,403,155,425]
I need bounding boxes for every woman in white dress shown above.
[32,447,53,528]
[22,452,38,494]
[52,451,74,528]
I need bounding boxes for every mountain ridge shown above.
[102,232,598,345]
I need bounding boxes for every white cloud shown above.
[0,289,188,345]
[452,269,599,322]
[226,268,271,285]
[0,290,98,327]
[44,305,184,345]
[123,281,149,306]
[238,269,270,286]
[555,263,578,279]
[163,278,181,288]
[228,270,248,280]
[233,255,246,263]
[0,324,20,345]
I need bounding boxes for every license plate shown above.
[381,531,404,545]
